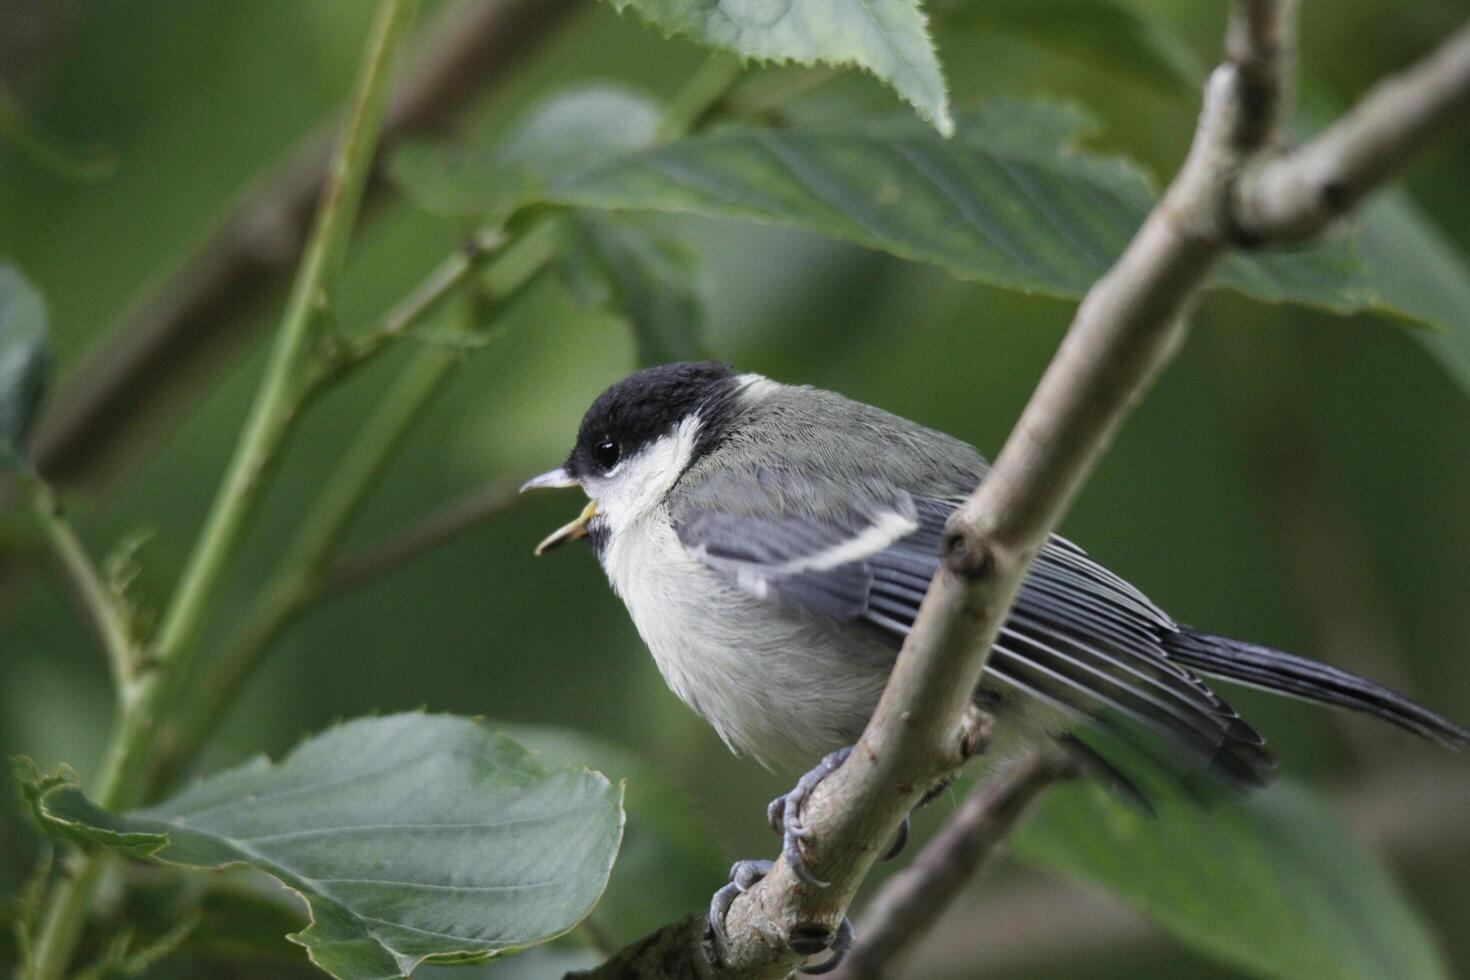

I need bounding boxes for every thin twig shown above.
[1224,0,1298,151]
[155,233,556,788]
[334,227,507,370]
[24,476,136,687]
[588,3,1470,977]
[828,751,1079,979]
[1235,20,1470,240]
[28,0,584,486]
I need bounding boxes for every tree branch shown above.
[589,4,1470,977]
[1235,19,1470,240]
[828,751,1079,979]
[28,0,584,486]
[1224,0,1297,152]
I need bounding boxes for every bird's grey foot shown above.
[709,859,771,954]
[708,859,854,974]
[794,916,855,975]
[879,778,951,861]
[767,746,852,888]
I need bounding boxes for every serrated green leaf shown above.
[556,214,710,366]
[554,103,1143,297]
[542,100,1462,338]
[390,84,662,220]
[607,0,952,136]
[0,262,52,470]
[1013,780,1450,980]
[23,714,625,980]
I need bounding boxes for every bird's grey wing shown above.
[675,493,920,620]
[676,492,1270,786]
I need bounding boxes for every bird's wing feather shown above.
[676,495,919,620]
[674,490,1272,786]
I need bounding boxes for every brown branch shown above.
[1224,0,1297,151]
[28,0,584,485]
[589,4,1470,977]
[827,751,1079,979]
[1235,19,1470,240]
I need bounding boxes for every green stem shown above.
[25,476,135,688]
[337,228,505,367]
[166,347,456,777]
[24,4,416,976]
[146,0,414,701]
[158,221,558,787]
[655,53,744,142]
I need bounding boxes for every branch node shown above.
[940,526,994,580]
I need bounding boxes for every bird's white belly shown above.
[599,513,894,770]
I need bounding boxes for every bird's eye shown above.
[593,438,620,471]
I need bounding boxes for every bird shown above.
[522,361,1467,972]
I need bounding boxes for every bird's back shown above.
[674,380,986,522]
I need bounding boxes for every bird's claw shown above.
[797,916,855,975]
[707,858,854,974]
[709,859,772,954]
[767,746,852,888]
[883,814,910,861]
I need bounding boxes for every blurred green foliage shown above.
[3,1,1469,977]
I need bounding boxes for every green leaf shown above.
[390,84,663,220]
[0,262,51,470]
[1013,779,1450,980]
[543,101,1460,336]
[556,214,711,366]
[1355,189,1470,395]
[607,0,953,136]
[553,103,1145,297]
[497,725,726,943]
[21,714,625,980]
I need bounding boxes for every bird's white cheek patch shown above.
[590,416,703,539]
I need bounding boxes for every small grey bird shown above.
[524,361,1466,970]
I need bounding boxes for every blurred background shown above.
[2,1,1468,977]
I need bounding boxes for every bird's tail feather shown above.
[1166,629,1469,750]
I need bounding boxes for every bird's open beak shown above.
[520,467,595,555]
[532,499,598,555]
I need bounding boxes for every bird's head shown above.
[520,361,746,554]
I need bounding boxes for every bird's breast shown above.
[599,512,893,770]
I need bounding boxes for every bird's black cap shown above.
[566,362,740,479]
